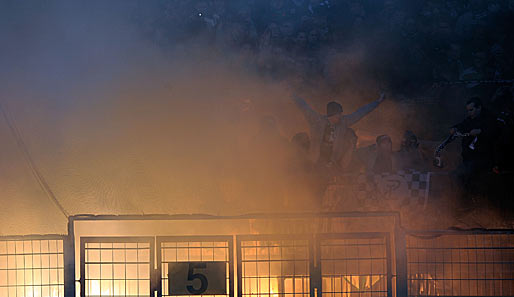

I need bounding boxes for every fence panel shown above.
[156,236,233,297]
[406,231,514,296]
[0,236,65,297]
[80,237,154,297]
[237,235,312,297]
[318,233,392,297]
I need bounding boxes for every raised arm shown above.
[344,93,385,126]
[292,94,320,125]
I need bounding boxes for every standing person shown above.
[292,92,386,173]
[370,135,394,174]
[351,134,394,174]
[451,97,496,208]
[394,130,428,171]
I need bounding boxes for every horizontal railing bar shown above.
[407,247,514,250]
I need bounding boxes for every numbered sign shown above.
[168,262,226,295]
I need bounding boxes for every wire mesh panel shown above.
[237,235,311,297]
[406,232,514,296]
[80,237,154,297]
[157,236,232,297]
[0,237,65,297]
[319,234,391,297]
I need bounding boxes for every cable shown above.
[0,101,69,218]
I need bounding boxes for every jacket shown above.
[452,110,496,162]
[293,95,382,166]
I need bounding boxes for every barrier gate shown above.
[1,213,514,297]
[78,233,392,297]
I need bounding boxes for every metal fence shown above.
[237,235,312,297]
[80,237,154,297]
[0,235,66,297]
[157,236,233,297]
[319,233,392,297]
[406,231,514,297]
[2,214,514,297]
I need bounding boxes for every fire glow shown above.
[0,239,64,297]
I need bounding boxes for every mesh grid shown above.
[240,239,310,297]
[407,233,514,296]
[83,241,151,297]
[160,240,230,297]
[0,239,64,297]
[320,237,388,297]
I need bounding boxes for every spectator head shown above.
[294,31,308,47]
[308,29,319,44]
[266,23,281,41]
[280,22,295,38]
[376,135,392,153]
[326,101,343,124]
[400,130,419,151]
[466,96,483,119]
[291,132,311,153]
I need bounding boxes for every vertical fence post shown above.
[394,227,408,297]
[64,219,76,297]
[310,235,321,297]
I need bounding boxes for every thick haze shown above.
[2,0,491,234]
[0,1,319,234]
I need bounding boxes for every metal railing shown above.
[157,236,233,297]
[406,230,514,297]
[319,233,392,297]
[0,235,66,297]
[237,235,312,297]
[80,237,154,297]
[1,213,513,297]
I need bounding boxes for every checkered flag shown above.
[324,169,431,210]
[356,169,431,208]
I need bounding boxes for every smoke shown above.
[3,1,504,235]
[0,1,330,235]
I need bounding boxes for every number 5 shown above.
[187,263,208,294]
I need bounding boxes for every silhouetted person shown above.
[451,97,496,210]
[292,92,385,173]
[394,130,428,171]
[352,134,394,175]
[372,135,393,174]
